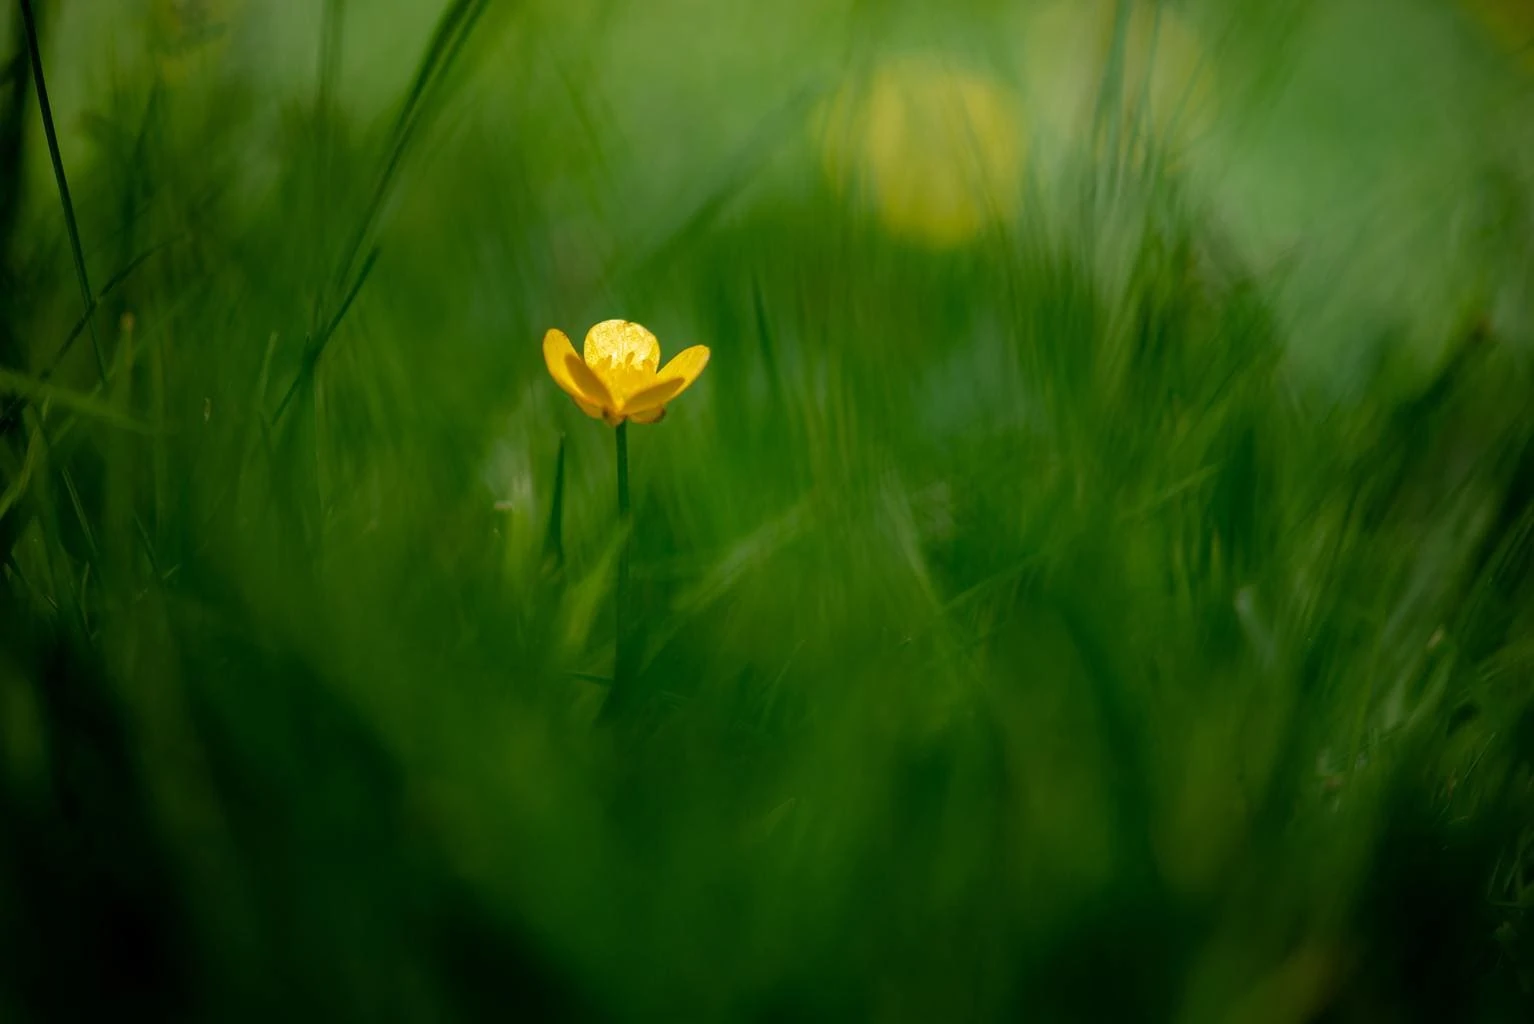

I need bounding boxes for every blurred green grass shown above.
[2,0,1534,1020]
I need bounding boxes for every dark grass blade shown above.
[272,244,381,424]
[541,433,567,576]
[19,0,106,384]
[0,237,179,432]
[275,0,492,427]
[331,0,481,293]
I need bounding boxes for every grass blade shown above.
[542,433,567,576]
[275,0,492,426]
[18,0,106,384]
[0,368,156,434]
[272,244,381,424]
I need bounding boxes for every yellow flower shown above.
[1463,0,1534,73]
[543,320,710,426]
[151,0,242,84]
[814,54,1026,248]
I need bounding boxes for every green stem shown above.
[616,421,630,521]
[613,420,632,701]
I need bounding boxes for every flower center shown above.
[599,355,656,405]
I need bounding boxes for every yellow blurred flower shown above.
[1463,0,1534,73]
[543,320,710,426]
[150,0,241,84]
[1023,0,1214,160]
[814,54,1027,248]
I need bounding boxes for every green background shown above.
[2,0,1533,1020]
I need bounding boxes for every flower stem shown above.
[616,420,630,523]
[612,420,633,706]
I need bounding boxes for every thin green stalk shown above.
[275,0,488,428]
[272,245,380,423]
[614,421,633,702]
[0,238,174,432]
[541,434,567,575]
[19,0,106,384]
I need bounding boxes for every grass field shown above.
[3,0,1534,1020]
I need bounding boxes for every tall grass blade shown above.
[18,0,106,384]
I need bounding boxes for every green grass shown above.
[2,0,1534,1020]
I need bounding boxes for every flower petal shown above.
[621,376,685,417]
[585,320,660,373]
[543,329,591,402]
[655,345,711,395]
[628,407,667,424]
[564,352,615,411]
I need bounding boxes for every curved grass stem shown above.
[19,0,106,384]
